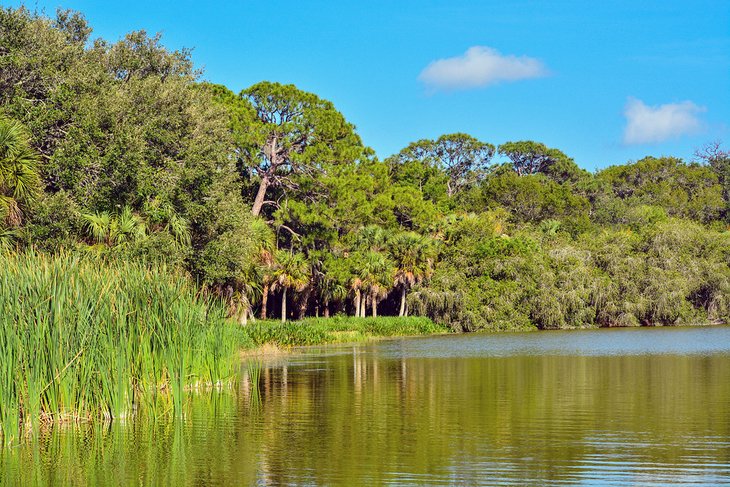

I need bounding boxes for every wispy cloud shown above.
[623,97,706,145]
[418,46,548,91]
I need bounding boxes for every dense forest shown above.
[2,7,730,332]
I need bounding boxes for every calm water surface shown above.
[3,326,730,486]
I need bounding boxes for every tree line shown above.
[2,6,730,330]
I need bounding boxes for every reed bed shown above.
[0,251,238,445]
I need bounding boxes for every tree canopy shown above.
[2,5,730,331]
[233,81,366,217]
[388,133,495,201]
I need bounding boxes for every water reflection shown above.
[3,327,730,486]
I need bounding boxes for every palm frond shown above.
[82,211,112,244]
[0,118,41,226]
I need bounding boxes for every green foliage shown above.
[273,250,310,294]
[0,117,41,227]
[359,251,394,299]
[415,218,730,331]
[82,206,146,246]
[479,168,590,223]
[0,251,238,445]
[243,316,446,347]
[0,6,239,277]
[594,156,724,224]
[314,252,350,313]
[696,141,730,221]
[387,133,494,202]
[270,250,311,322]
[1,5,730,340]
[498,140,588,183]
[21,191,83,250]
[235,80,367,217]
[389,231,436,288]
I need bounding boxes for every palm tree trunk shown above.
[239,297,248,326]
[298,288,309,319]
[399,286,407,317]
[354,290,361,318]
[371,292,377,318]
[360,295,367,318]
[261,283,269,320]
[324,299,330,318]
[281,288,287,323]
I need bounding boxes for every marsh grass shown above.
[0,251,238,445]
[243,316,448,347]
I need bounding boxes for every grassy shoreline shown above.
[235,318,730,354]
[237,316,450,349]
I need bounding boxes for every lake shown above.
[3,326,730,485]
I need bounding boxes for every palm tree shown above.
[389,232,436,316]
[260,272,275,320]
[229,218,276,325]
[316,255,348,318]
[0,227,19,252]
[355,225,387,252]
[359,251,394,318]
[82,206,146,247]
[142,198,191,247]
[350,274,364,318]
[0,118,41,228]
[342,251,365,317]
[272,250,310,323]
[349,226,390,317]
[319,275,347,317]
[245,218,275,320]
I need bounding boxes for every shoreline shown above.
[236,316,450,356]
[237,319,730,357]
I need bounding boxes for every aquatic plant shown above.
[0,251,238,445]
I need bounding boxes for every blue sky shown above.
[10,0,730,170]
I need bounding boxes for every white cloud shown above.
[623,97,706,145]
[418,46,548,91]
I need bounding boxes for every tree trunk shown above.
[324,300,330,318]
[354,290,361,318]
[281,288,287,323]
[261,283,269,320]
[239,309,248,326]
[238,297,249,326]
[251,176,269,216]
[360,295,367,318]
[371,292,377,318]
[297,287,310,320]
[399,286,407,317]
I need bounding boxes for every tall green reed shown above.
[0,251,238,445]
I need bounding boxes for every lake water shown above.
[2,326,730,485]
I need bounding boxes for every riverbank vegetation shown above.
[241,317,447,348]
[2,4,730,337]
